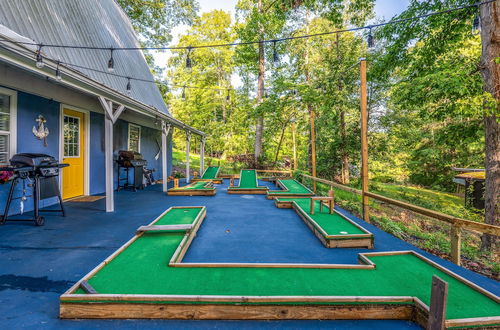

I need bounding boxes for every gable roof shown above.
[0,0,169,114]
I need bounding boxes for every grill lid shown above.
[10,153,58,167]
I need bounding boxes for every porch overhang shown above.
[0,30,204,137]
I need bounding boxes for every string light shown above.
[367,27,374,48]
[0,1,489,54]
[186,46,192,69]
[472,14,480,33]
[55,60,62,81]
[272,40,279,63]
[35,44,44,68]
[126,77,131,94]
[108,48,114,72]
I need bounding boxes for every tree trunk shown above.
[337,34,349,184]
[340,107,350,184]
[274,121,288,164]
[254,0,265,162]
[479,2,499,251]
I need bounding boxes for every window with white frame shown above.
[0,87,17,165]
[128,123,141,152]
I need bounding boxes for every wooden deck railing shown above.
[300,174,500,266]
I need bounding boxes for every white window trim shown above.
[62,114,81,158]
[0,87,17,164]
[127,123,141,152]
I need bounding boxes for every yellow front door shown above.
[62,109,85,199]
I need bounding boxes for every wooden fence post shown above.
[450,224,462,266]
[360,58,370,223]
[428,275,448,330]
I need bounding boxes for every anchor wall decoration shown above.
[32,115,49,147]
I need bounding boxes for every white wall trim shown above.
[0,86,17,163]
[59,104,91,196]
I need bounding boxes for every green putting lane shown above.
[172,181,212,190]
[279,198,366,236]
[73,230,499,321]
[201,166,219,180]
[238,169,258,188]
[154,207,203,225]
[268,179,313,195]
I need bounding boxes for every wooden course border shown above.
[59,207,500,328]
[266,179,314,199]
[275,199,374,249]
[167,181,216,196]
[227,169,269,194]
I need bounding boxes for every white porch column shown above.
[200,137,205,175]
[161,122,172,193]
[185,131,191,183]
[98,96,124,212]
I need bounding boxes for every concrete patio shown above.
[0,178,498,329]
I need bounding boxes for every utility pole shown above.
[292,120,297,171]
[304,11,317,192]
[254,0,265,162]
[360,58,370,223]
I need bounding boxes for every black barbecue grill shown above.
[0,153,68,226]
[116,150,147,191]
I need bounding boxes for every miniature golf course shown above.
[192,166,222,183]
[276,198,373,248]
[61,206,500,328]
[227,169,268,194]
[167,181,216,196]
[267,179,314,199]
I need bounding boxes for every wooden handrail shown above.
[256,170,292,174]
[364,192,499,236]
[300,174,499,237]
[301,174,362,195]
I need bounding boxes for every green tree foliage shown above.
[166,10,247,156]
[371,0,486,190]
[117,0,199,47]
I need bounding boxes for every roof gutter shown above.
[0,37,205,137]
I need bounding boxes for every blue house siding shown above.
[0,88,172,216]
[0,90,61,214]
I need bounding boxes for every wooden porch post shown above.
[360,58,370,223]
[161,122,172,193]
[200,137,205,176]
[292,121,297,171]
[98,96,124,212]
[185,131,191,183]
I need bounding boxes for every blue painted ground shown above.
[0,179,497,329]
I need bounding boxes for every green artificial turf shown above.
[278,198,366,236]
[171,181,213,190]
[77,229,499,321]
[154,207,203,225]
[238,170,258,188]
[201,166,219,179]
[268,179,313,195]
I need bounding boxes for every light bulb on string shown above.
[472,14,480,33]
[272,40,279,63]
[367,27,374,48]
[108,48,115,72]
[126,77,131,95]
[55,60,62,81]
[35,44,44,68]
[186,46,192,69]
